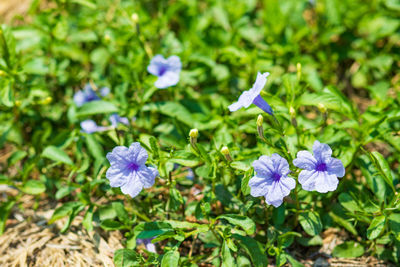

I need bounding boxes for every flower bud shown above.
[131,13,139,23]
[15,100,21,107]
[256,114,264,140]
[0,70,6,76]
[318,103,328,121]
[104,33,111,42]
[221,146,232,162]
[189,128,198,148]
[289,107,297,127]
[296,62,302,81]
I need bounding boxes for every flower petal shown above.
[137,166,158,188]
[293,151,317,170]
[298,170,318,191]
[248,176,273,197]
[154,71,180,89]
[120,172,143,198]
[264,177,294,207]
[313,171,339,193]
[167,55,182,72]
[106,146,130,165]
[270,153,290,176]
[313,140,332,162]
[106,166,131,187]
[147,54,167,76]
[327,158,345,177]
[252,155,275,178]
[250,72,269,95]
[128,142,148,166]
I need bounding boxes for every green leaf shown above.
[369,151,395,193]
[83,206,94,232]
[332,241,365,258]
[230,161,250,171]
[161,250,180,267]
[367,215,386,240]
[21,180,46,195]
[0,24,17,67]
[218,214,256,235]
[114,249,140,267]
[142,102,193,127]
[169,151,201,167]
[222,240,235,267]
[7,150,27,166]
[233,234,268,267]
[42,146,73,165]
[0,79,13,107]
[112,202,131,224]
[85,134,104,160]
[100,219,125,230]
[299,211,322,236]
[389,213,400,240]
[77,100,118,116]
[134,221,173,239]
[0,201,15,235]
[49,202,82,223]
[338,193,361,212]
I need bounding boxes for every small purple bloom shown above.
[293,140,345,193]
[137,238,156,253]
[249,153,295,207]
[147,55,181,89]
[186,168,194,180]
[80,120,108,134]
[73,84,100,107]
[106,142,158,198]
[228,72,273,115]
[99,86,110,97]
[109,114,129,127]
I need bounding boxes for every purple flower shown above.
[80,120,108,134]
[106,142,158,198]
[109,114,130,127]
[99,86,110,97]
[293,140,345,193]
[186,168,194,180]
[228,72,273,115]
[137,238,156,253]
[249,153,295,207]
[73,84,100,107]
[147,55,181,89]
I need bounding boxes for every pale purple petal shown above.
[252,155,275,178]
[120,172,143,198]
[128,142,148,166]
[293,151,317,171]
[106,166,131,187]
[249,176,273,197]
[106,146,130,165]
[298,170,318,191]
[313,171,339,193]
[270,153,290,176]
[81,120,107,134]
[264,177,295,207]
[137,166,157,188]
[73,91,86,107]
[154,71,180,89]
[313,140,332,162]
[327,158,345,177]
[100,87,110,96]
[166,55,182,72]
[147,55,167,75]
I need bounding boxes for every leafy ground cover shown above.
[0,0,400,266]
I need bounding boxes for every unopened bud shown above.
[317,103,327,113]
[104,33,111,42]
[257,114,263,127]
[189,129,198,148]
[15,100,21,107]
[289,107,296,117]
[221,146,232,162]
[42,96,52,105]
[256,114,264,140]
[0,70,6,76]
[296,62,302,81]
[131,13,139,23]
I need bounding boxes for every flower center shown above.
[316,162,327,172]
[271,172,281,181]
[158,65,168,76]
[127,162,139,171]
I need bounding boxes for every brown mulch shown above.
[0,189,123,267]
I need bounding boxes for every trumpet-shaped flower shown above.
[293,140,345,193]
[73,84,100,107]
[249,153,295,207]
[106,142,158,198]
[147,55,181,89]
[228,72,273,115]
[109,114,129,127]
[80,120,108,134]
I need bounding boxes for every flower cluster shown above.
[73,84,109,107]
[249,140,345,207]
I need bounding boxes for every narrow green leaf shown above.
[222,240,235,267]
[77,100,118,116]
[42,146,73,165]
[21,180,46,195]
[367,215,386,240]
